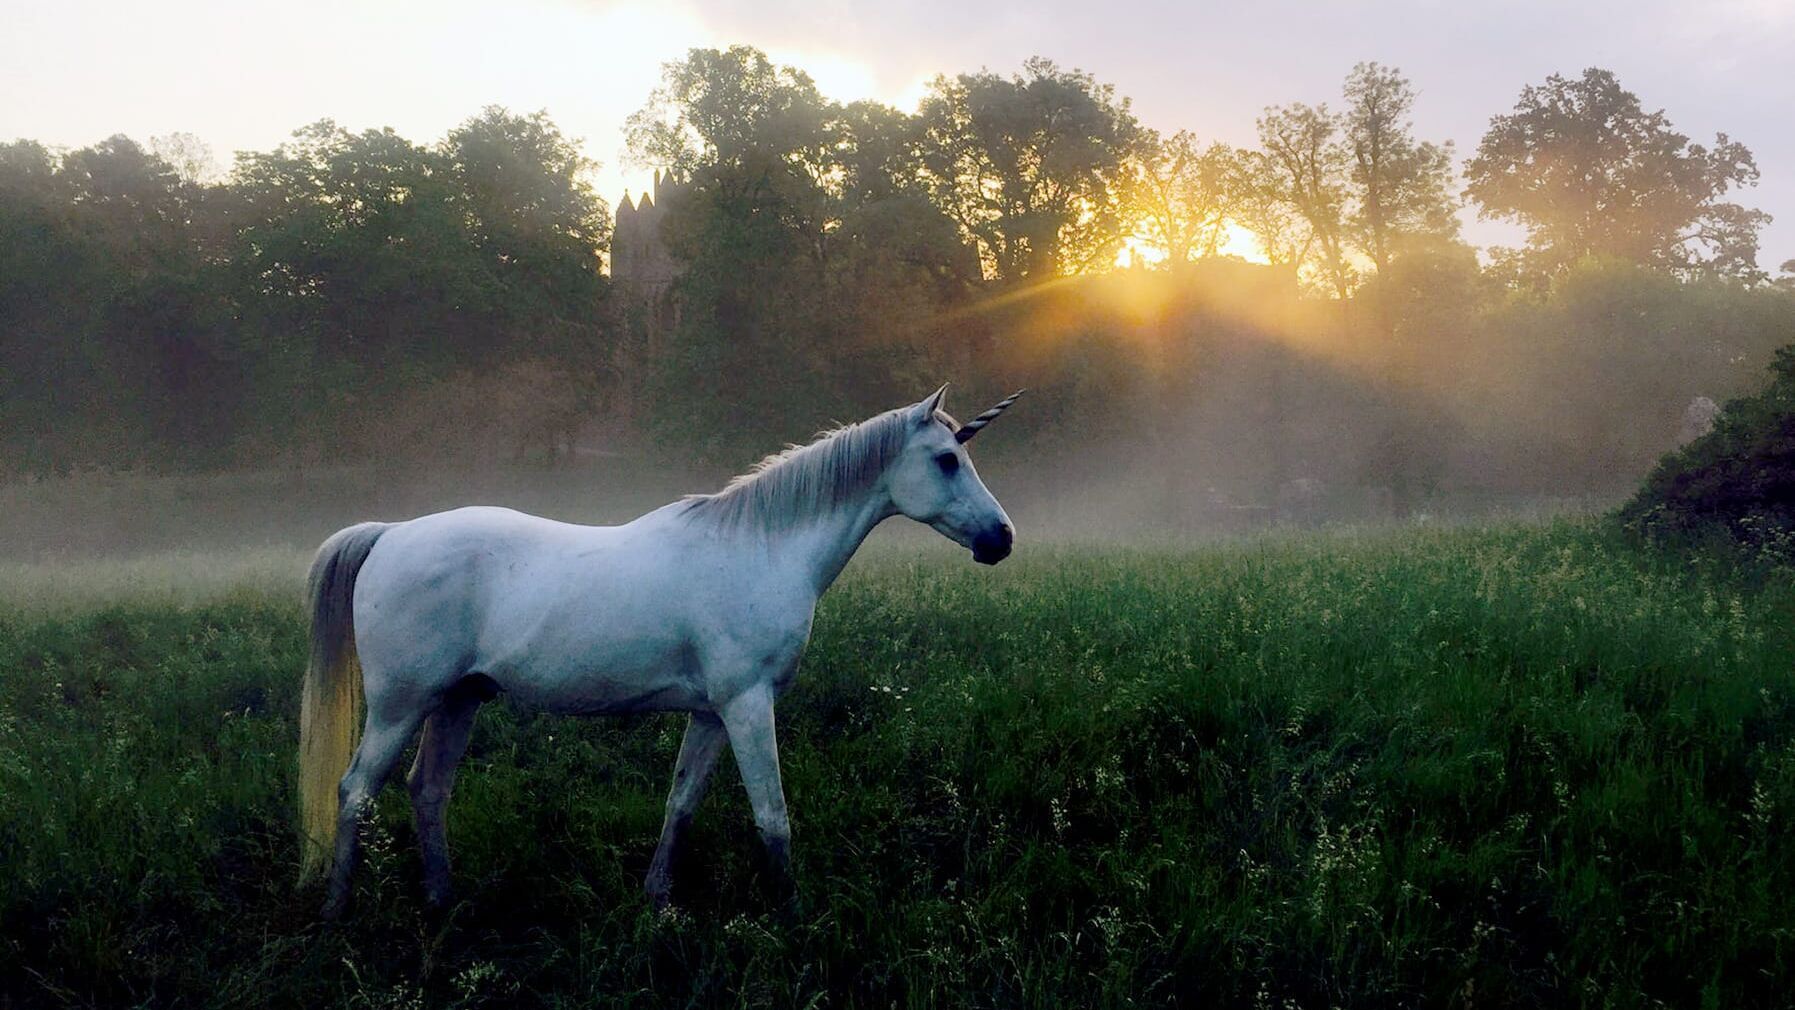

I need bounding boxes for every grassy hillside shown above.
[2,524,1792,1007]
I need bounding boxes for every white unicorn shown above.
[297,386,1023,918]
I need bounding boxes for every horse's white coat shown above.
[310,388,1017,915]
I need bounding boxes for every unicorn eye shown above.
[935,452,960,475]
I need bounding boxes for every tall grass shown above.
[1,522,1791,1007]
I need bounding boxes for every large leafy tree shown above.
[222,114,615,458]
[918,58,1141,283]
[1229,152,1310,269]
[625,46,830,182]
[628,47,851,268]
[833,99,929,206]
[61,137,235,458]
[1252,103,1353,297]
[438,108,614,449]
[0,140,108,471]
[441,107,610,340]
[1342,63,1458,276]
[0,136,238,468]
[228,122,477,370]
[0,141,69,321]
[57,136,193,270]
[1465,68,1768,280]
[623,47,975,451]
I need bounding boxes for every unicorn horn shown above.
[955,390,1026,443]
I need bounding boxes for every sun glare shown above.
[771,48,880,104]
[1114,226,1271,269]
[1115,237,1170,269]
[1219,223,1270,265]
[890,76,934,113]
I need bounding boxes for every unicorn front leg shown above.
[645,711,728,909]
[720,686,797,908]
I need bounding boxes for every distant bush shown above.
[1621,344,1795,559]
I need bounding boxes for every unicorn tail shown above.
[296,522,389,885]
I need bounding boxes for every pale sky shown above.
[4,0,1793,270]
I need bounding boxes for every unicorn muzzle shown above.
[972,524,1014,565]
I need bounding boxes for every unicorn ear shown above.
[914,383,949,423]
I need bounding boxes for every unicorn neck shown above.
[684,406,914,593]
[771,480,896,596]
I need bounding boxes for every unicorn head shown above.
[683,384,1024,566]
[887,385,1022,565]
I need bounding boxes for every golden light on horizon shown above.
[1218,223,1270,264]
[1114,236,1170,269]
[1114,224,1272,270]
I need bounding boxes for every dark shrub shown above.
[1621,344,1795,558]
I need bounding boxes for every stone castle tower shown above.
[609,172,686,421]
[611,169,686,310]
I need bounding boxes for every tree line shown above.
[2,48,1791,509]
[630,53,1775,289]
[1,110,610,474]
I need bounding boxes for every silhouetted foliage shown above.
[1253,103,1354,297]
[1343,63,1459,277]
[622,48,974,456]
[1242,65,1459,297]
[1622,345,1795,556]
[919,58,1142,282]
[1129,130,1240,268]
[1467,68,1769,280]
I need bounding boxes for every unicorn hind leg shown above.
[406,678,491,909]
[321,703,427,920]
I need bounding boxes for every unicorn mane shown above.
[681,405,957,530]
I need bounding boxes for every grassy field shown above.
[2,522,1792,1007]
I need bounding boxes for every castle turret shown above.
[611,172,684,317]
[609,171,688,419]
